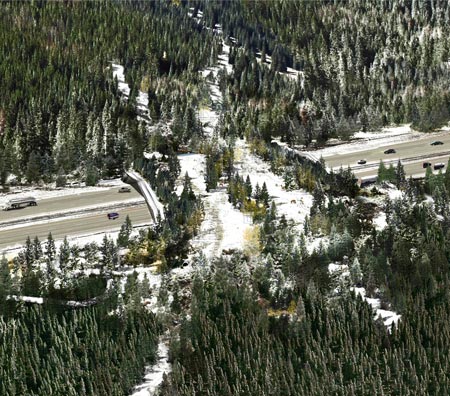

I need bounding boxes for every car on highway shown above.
[384,148,396,154]
[434,163,445,170]
[357,159,367,165]
[118,187,131,193]
[431,141,444,146]
[423,162,432,168]
[107,212,120,220]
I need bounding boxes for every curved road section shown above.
[122,171,165,222]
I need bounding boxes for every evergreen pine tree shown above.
[245,175,252,197]
[32,236,42,261]
[260,182,269,206]
[26,151,41,184]
[0,254,11,304]
[395,160,406,188]
[117,215,133,248]
[55,167,66,187]
[24,236,34,273]
[59,237,71,274]
[377,161,387,182]
[45,232,56,263]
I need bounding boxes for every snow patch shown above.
[8,295,44,304]
[234,139,313,226]
[353,125,411,140]
[177,154,247,256]
[129,341,171,396]
[373,212,387,231]
[198,40,231,137]
[144,152,164,160]
[328,262,348,275]
[351,287,401,329]
[312,125,422,158]
[112,64,131,97]
[306,236,328,254]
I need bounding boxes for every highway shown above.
[324,132,450,178]
[0,187,142,222]
[0,188,153,251]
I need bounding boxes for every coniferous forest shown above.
[2,1,450,395]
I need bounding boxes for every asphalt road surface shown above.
[0,188,153,251]
[0,187,142,222]
[0,205,151,251]
[324,132,450,178]
[354,155,450,180]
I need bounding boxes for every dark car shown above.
[423,162,432,168]
[357,159,367,165]
[118,187,131,193]
[431,141,444,146]
[107,212,119,220]
[384,148,396,154]
[434,163,445,170]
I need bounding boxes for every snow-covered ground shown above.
[112,63,150,123]
[311,125,424,158]
[112,64,131,97]
[177,153,248,257]
[328,262,401,330]
[234,139,313,226]
[255,52,304,85]
[8,295,44,304]
[129,341,171,396]
[351,287,401,329]
[375,184,404,201]
[187,7,203,24]
[136,90,150,122]
[177,141,314,258]
[306,236,329,254]
[328,262,348,276]
[182,14,253,257]
[198,42,231,137]
[352,125,412,140]
[372,212,387,231]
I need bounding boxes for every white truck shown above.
[2,196,37,211]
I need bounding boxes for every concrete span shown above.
[122,170,165,223]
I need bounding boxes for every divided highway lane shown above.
[325,132,450,173]
[0,205,152,251]
[0,187,143,222]
[354,155,450,180]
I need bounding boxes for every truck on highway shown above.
[2,196,37,211]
